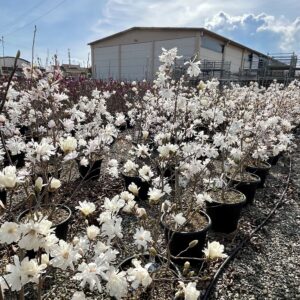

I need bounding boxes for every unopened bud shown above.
[189,240,198,248]
[188,271,195,277]
[35,177,43,192]
[149,247,157,257]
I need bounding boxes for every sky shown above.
[0,0,300,67]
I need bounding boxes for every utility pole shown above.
[87,52,90,68]
[1,36,5,67]
[68,48,71,66]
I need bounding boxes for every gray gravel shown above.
[210,130,300,300]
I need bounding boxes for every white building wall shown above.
[154,37,196,72]
[121,42,152,81]
[93,46,119,79]
[199,47,222,62]
[225,45,243,73]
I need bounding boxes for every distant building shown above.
[60,64,90,79]
[88,27,299,84]
[0,56,30,77]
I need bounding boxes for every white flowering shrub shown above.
[0,48,299,299]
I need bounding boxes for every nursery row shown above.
[0,48,299,299]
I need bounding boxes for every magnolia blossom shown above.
[123,160,139,175]
[73,262,104,292]
[75,200,96,216]
[184,58,201,77]
[133,227,153,251]
[195,192,213,206]
[87,225,100,240]
[203,241,228,260]
[105,268,128,300]
[5,256,46,291]
[148,187,165,204]
[176,281,200,300]
[0,166,18,189]
[71,291,86,300]
[102,196,125,214]
[127,259,152,289]
[172,213,186,229]
[138,165,154,182]
[128,182,140,196]
[0,222,20,244]
[60,136,77,153]
[50,240,81,270]
[49,177,61,190]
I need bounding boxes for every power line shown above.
[1,0,46,31]
[4,0,68,37]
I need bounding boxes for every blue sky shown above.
[0,0,299,66]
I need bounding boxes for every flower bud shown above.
[149,247,157,257]
[35,177,43,192]
[87,225,100,240]
[49,178,61,191]
[188,240,198,248]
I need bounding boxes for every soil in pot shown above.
[119,254,181,299]
[78,159,102,181]
[246,161,271,188]
[17,204,72,241]
[226,172,261,204]
[206,189,246,233]
[122,173,150,200]
[161,211,211,261]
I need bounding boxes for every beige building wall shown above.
[225,44,243,73]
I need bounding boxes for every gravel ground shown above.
[210,129,300,300]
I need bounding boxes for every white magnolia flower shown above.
[148,188,165,204]
[195,192,213,206]
[127,259,152,289]
[133,227,153,250]
[172,213,186,229]
[138,165,154,182]
[35,177,44,192]
[71,291,86,300]
[123,160,139,175]
[75,200,96,216]
[60,136,77,153]
[203,241,228,260]
[0,222,20,244]
[50,240,81,270]
[0,165,18,189]
[101,216,123,241]
[34,139,56,161]
[80,157,89,167]
[184,58,201,77]
[128,182,140,196]
[73,262,103,292]
[107,159,119,178]
[102,196,125,214]
[49,177,61,190]
[48,119,56,128]
[176,281,200,300]
[105,268,128,300]
[86,225,100,240]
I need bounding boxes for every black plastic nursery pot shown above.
[227,172,261,204]
[206,189,246,233]
[17,204,72,241]
[78,159,102,181]
[246,161,271,188]
[118,254,181,278]
[267,152,282,166]
[122,173,150,200]
[4,152,26,168]
[0,189,7,207]
[161,210,211,261]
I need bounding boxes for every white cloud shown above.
[205,11,300,52]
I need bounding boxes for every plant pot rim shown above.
[17,204,72,228]
[118,253,182,278]
[247,161,271,170]
[226,172,261,183]
[161,210,211,234]
[207,188,246,205]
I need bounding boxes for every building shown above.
[89,27,274,82]
[0,56,30,77]
[60,64,90,79]
[89,27,300,84]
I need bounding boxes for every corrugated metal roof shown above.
[88,26,268,58]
